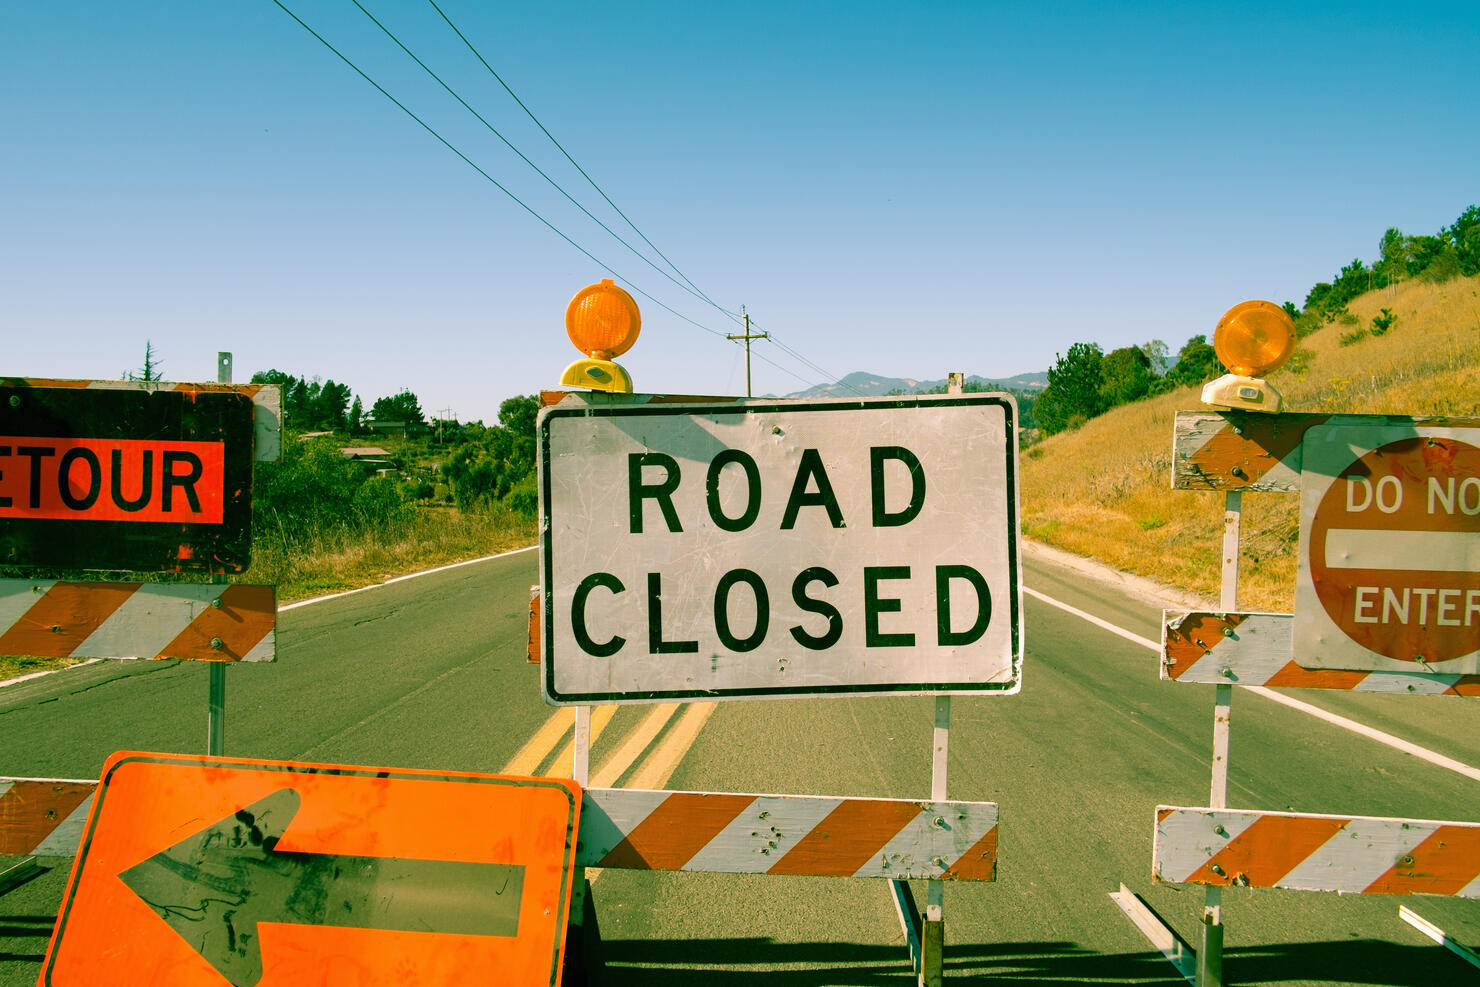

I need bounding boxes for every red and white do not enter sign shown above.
[1296,425,1480,673]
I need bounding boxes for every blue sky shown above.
[3,1,1476,423]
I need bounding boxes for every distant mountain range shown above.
[780,370,1047,400]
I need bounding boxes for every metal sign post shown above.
[1116,409,1480,985]
[539,378,1020,984]
[208,353,231,757]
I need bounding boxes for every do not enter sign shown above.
[1296,425,1480,673]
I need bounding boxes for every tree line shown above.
[1033,204,1478,436]
[248,366,541,548]
[250,369,427,435]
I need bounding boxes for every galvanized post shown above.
[918,371,965,986]
[920,693,950,987]
[572,705,591,787]
[1198,490,1240,987]
[207,352,232,757]
[564,705,595,984]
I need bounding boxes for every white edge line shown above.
[278,544,537,612]
[0,658,105,689]
[1,548,539,688]
[1024,586,1160,651]
[1024,585,1480,783]
[1246,686,1480,783]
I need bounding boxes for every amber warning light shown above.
[1201,299,1297,413]
[561,279,640,393]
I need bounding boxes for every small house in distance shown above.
[340,446,395,475]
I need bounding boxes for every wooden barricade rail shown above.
[1112,409,1480,987]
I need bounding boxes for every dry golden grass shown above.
[251,504,535,601]
[1021,274,1480,611]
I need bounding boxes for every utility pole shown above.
[727,306,769,398]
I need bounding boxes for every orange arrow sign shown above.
[41,752,580,986]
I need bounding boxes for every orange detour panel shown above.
[40,752,581,986]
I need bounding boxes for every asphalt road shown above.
[1,544,1477,985]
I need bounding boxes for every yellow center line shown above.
[501,706,575,776]
[547,705,619,779]
[590,703,683,788]
[624,702,717,791]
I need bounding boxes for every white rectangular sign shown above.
[538,394,1022,704]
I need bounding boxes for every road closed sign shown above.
[1295,424,1480,673]
[0,380,255,572]
[538,394,1022,703]
[41,752,581,987]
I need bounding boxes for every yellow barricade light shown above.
[1201,299,1297,413]
[560,278,640,394]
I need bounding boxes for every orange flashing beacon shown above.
[1201,299,1297,413]
[561,279,640,393]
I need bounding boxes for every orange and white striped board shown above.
[12,377,282,462]
[0,778,97,856]
[1162,611,1480,695]
[1154,806,1480,897]
[1,778,998,883]
[0,580,275,662]
[1172,411,1480,492]
[576,787,998,882]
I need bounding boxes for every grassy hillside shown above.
[1019,274,1480,611]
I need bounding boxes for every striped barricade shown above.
[1172,411,1480,492]
[1155,806,1480,898]
[1,779,999,884]
[576,788,998,882]
[1162,611,1480,695]
[0,778,98,857]
[0,580,275,662]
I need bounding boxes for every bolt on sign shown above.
[1296,424,1480,674]
[538,394,1022,704]
[0,381,255,573]
[41,752,581,987]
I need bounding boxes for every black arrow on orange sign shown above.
[119,788,524,987]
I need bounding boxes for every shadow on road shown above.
[595,936,1466,985]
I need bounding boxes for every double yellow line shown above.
[501,701,717,790]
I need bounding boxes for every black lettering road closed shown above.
[538,395,1021,704]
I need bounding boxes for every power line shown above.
[348,0,730,316]
[268,0,729,341]
[270,1,856,394]
[425,0,737,320]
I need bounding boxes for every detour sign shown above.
[0,381,254,572]
[42,752,581,987]
[1296,425,1480,673]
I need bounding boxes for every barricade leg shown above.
[1197,892,1223,987]
[921,880,945,987]
[562,875,603,985]
[891,879,923,974]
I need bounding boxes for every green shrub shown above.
[1370,308,1397,336]
[506,473,538,518]
[352,475,413,528]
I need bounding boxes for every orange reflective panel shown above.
[41,752,580,987]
